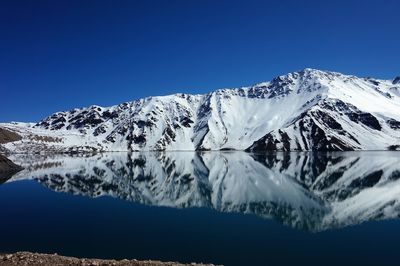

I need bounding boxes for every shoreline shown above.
[0,252,218,266]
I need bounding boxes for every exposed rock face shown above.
[1,69,400,152]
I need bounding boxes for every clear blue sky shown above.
[1,0,399,122]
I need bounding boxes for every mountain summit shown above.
[1,69,400,153]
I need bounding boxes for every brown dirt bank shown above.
[0,252,219,266]
[0,127,22,144]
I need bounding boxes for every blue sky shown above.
[1,0,399,122]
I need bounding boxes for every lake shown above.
[1,151,400,266]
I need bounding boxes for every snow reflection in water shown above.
[7,151,400,232]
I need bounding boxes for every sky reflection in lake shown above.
[1,151,400,265]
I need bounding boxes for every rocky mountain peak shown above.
[1,69,400,153]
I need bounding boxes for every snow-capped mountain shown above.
[7,151,400,232]
[1,68,400,152]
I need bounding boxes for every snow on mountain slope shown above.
[1,68,400,153]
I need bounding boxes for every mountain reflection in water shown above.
[7,151,400,232]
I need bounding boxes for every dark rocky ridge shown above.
[0,154,23,183]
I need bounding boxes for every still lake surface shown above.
[1,151,400,266]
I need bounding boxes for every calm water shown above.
[1,151,400,266]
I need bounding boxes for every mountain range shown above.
[1,68,400,153]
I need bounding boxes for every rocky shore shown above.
[0,252,219,266]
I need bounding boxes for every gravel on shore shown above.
[0,252,219,266]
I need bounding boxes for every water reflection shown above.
[7,151,400,232]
